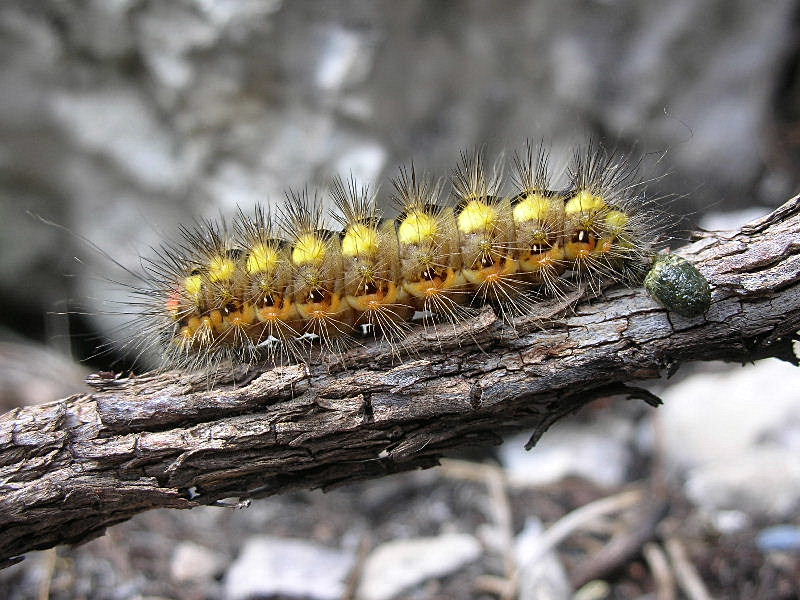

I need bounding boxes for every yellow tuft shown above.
[605,210,630,231]
[183,275,203,299]
[398,211,438,245]
[457,200,497,235]
[208,256,236,282]
[292,233,327,265]
[565,190,607,215]
[513,194,550,223]
[247,243,279,274]
[341,223,379,257]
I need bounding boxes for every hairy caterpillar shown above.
[110,141,710,373]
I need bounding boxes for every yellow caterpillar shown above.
[121,141,706,372]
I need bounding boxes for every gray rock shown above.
[50,86,191,193]
[0,333,88,409]
[170,541,224,583]
[710,509,751,535]
[223,536,356,600]
[501,414,635,488]
[700,207,773,231]
[357,533,482,600]
[660,360,800,518]
[686,448,800,520]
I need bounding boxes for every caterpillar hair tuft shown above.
[98,140,709,375]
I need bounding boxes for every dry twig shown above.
[665,538,715,600]
[643,542,677,600]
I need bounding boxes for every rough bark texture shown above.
[2,196,799,567]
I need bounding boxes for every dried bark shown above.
[2,196,799,567]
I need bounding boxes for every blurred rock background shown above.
[1,1,799,598]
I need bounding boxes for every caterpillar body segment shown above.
[283,190,356,356]
[562,144,652,294]
[331,176,414,347]
[234,206,304,363]
[164,219,263,370]
[120,140,682,373]
[510,141,569,298]
[453,150,533,320]
[391,165,472,328]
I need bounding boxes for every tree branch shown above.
[2,196,799,567]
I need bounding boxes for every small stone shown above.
[357,533,482,600]
[223,537,356,600]
[686,449,800,519]
[757,525,800,553]
[170,542,223,583]
[501,414,634,488]
[711,510,751,535]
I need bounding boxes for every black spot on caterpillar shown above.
[98,140,706,373]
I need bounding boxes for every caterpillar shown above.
[111,141,711,374]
